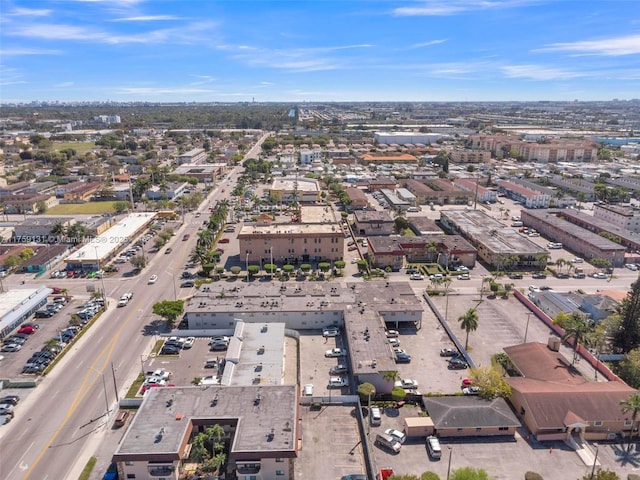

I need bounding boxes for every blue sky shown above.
[1,0,639,103]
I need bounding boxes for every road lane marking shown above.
[22,303,137,479]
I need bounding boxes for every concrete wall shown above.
[186,310,345,331]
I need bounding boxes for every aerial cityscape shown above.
[1,2,640,480]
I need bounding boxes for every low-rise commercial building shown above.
[353,210,394,236]
[65,212,156,270]
[176,148,207,165]
[440,210,548,270]
[496,180,551,209]
[13,217,74,243]
[454,178,497,204]
[520,209,627,267]
[269,177,320,204]
[0,286,52,339]
[593,204,640,233]
[367,235,476,271]
[113,385,298,480]
[344,187,369,210]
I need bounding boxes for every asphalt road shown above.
[0,159,249,480]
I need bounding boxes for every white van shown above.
[370,405,382,426]
[426,435,442,459]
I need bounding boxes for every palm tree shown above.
[561,313,592,365]
[50,221,67,241]
[620,393,640,453]
[459,308,479,350]
[383,370,400,384]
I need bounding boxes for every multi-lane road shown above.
[0,139,264,480]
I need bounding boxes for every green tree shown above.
[113,201,131,214]
[450,467,493,480]
[469,366,512,399]
[357,382,376,404]
[561,313,593,364]
[459,308,479,350]
[580,469,620,480]
[620,393,640,452]
[616,348,640,388]
[614,276,640,353]
[20,248,35,260]
[394,216,410,233]
[130,254,146,270]
[247,264,260,277]
[4,254,22,269]
[152,300,184,327]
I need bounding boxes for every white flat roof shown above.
[66,212,156,263]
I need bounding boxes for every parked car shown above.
[1,344,22,352]
[592,272,608,279]
[219,238,230,243]
[440,348,459,357]
[330,364,349,375]
[303,384,314,396]
[328,376,349,388]
[180,280,195,288]
[17,325,36,335]
[395,352,412,363]
[573,272,586,279]
[322,326,340,337]
[448,359,468,369]
[35,309,56,318]
[182,337,195,349]
[384,428,407,444]
[532,272,547,279]
[394,379,419,390]
[148,274,158,284]
[0,395,20,406]
[325,348,347,358]
[463,386,481,395]
[160,345,180,355]
[385,329,399,338]
[508,273,523,279]
[409,273,424,280]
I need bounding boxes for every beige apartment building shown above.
[238,206,344,264]
[593,203,640,233]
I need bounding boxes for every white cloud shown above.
[55,82,75,88]
[393,0,537,16]
[410,39,448,49]
[116,86,215,95]
[5,20,217,45]
[7,7,52,16]
[112,15,180,22]
[0,47,63,56]
[501,64,583,80]
[219,43,372,72]
[538,34,640,56]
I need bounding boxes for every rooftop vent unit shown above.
[261,324,268,333]
[258,345,265,355]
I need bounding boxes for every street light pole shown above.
[524,312,532,343]
[89,367,110,419]
[94,246,108,309]
[245,252,249,279]
[589,443,599,479]
[111,361,119,403]
[447,446,453,480]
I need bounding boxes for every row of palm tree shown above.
[190,200,229,272]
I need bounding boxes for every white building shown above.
[299,149,323,165]
[375,131,444,145]
[176,148,207,165]
[593,204,640,233]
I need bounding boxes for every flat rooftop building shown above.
[440,209,548,270]
[113,385,298,480]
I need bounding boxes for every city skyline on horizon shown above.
[1,0,639,104]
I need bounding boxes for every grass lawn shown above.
[45,201,118,215]
[52,142,96,154]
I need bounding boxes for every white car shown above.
[409,273,424,280]
[148,274,158,284]
[592,272,608,279]
[182,337,195,349]
[394,379,419,390]
[388,338,400,347]
[625,264,638,271]
[303,384,314,396]
[458,273,470,280]
[322,326,340,337]
[571,257,584,263]
[429,274,444,280]
[384,428,407,444]
[325,348,347,358]
[328,376,349,388]
[385,329,399,338]
[393,347,406,355]
[152,369,171,380]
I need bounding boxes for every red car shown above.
[17,325,36,335]
[49,287,64,294]
[215,248,224,253]
[219,238,230,243]
[348,245,358,251]
[461,378,472,386]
